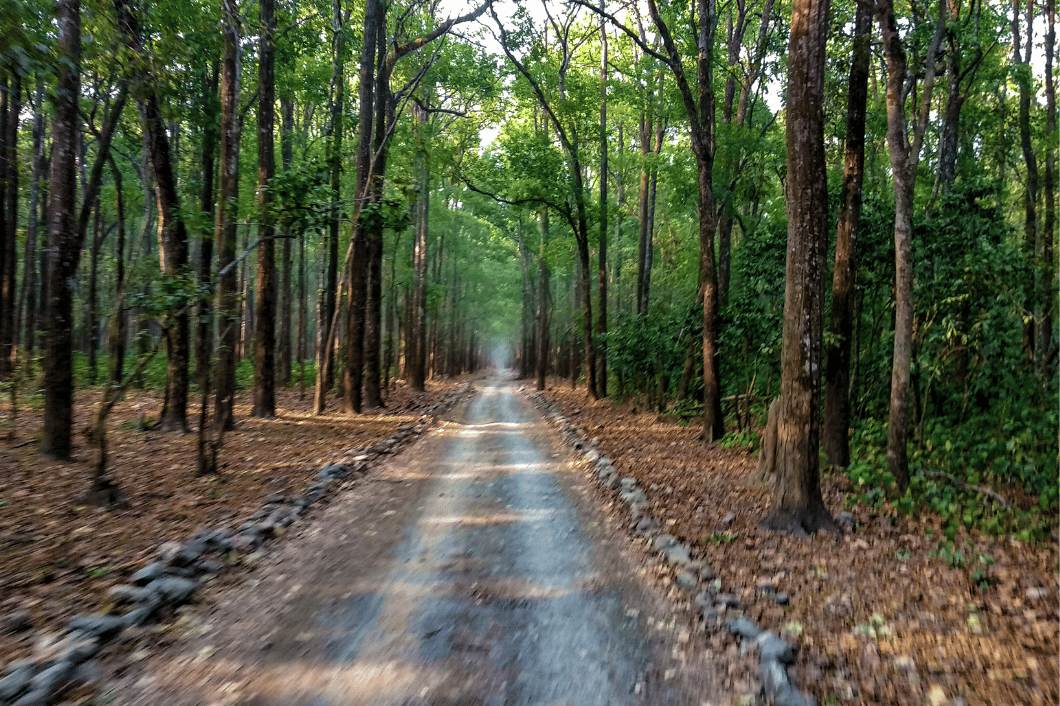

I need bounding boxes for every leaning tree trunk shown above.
[252,0,277,418]
[822,0,871,469]
[41,0,81,459]
[763,0,836,534]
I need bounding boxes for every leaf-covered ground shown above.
[539,383,1058,706]
[0,380,463,666]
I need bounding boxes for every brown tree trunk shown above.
[253,0,277,418]
[1012,0,1039,358]
[20,82,45,358]
[108,157,127,385]
[536,207,550,391]
[1043,0,1056,365]
[278,94,294,386]
[596,1,609,397]
[0,69,20,378]
[86,200,104,386]
[409,102,429,391]
[318,0,344,398]
[763,0,835,534]
[213,0,241,431]
[876,0,945,489]
[196,62,219,399]
[340,0,381,414]
[822,0,871,469]
[115,0,191,432]
[41,0,81,459]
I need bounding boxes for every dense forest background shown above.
[0,0,1055,538]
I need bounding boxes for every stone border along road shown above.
[528,390,817,706]
[0,383,474,706]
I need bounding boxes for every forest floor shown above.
[0,379,465,667]
[538,382,1058,706]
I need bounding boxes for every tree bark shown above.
[536,207,550,390]
[41,0,81,459]
[340,0,381,414]
[0,68,20,378]
[822,0,871,469]
[114,0,191,432]
[196,62,219,401]
[1043,0,1056,365]
[409,102,429,391]
[253,0,277,418]
[213,0,241,432]
[108,157,127,385]
[278,94,294,385]
[1012,0,1039,358]
[876,0,945,489]
[763,0,835,534]
[596,0,609,397]
[20,82,45,358]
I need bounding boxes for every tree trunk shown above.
[108,158,127,385]
[596,2,609,397]
[1043,0,1056,365]
[319,0,345,397]
[20,82,45,358]
[0,69,20,378]
[536,207,550,390]
[213,0,241,432]
[340,0,381,414]
[409,103,429,391]
[196,62,219,400]
[876,0,944,489]
[822,0,870,469]
[41,0,81,459]
[278,94,294,386]
[1012,0,1039,358]
[115,0,191,432]
[763,0,835,534]
[253,0,277,418]
[86,200,104,385]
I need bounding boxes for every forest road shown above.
[104,376,724,706]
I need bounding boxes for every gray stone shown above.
[0,664,33,700]
[662,543,693,567]
[726,616,762,639]
[715,593,741,609]
[675,571,698,591]
[12,688,51,706]
[147,576,197,605]
[774,591,791,606]
[756,632,797,664]
[836,511,855,531]
[720,512,736,526]
[58,633,100,664]
[619,476,637,490]
[231,531,263,552]
[633,516,659,537]
[698,563,717,580]
[652,533,677,550]
[106,584,151,605]
[2,609,32,634]
[197,558,225,575]
[67,614,126,640]
[121,603,158,628]
[620,488,648,506]
[129,562,166,586]
[760,658,815,706]
[27,660,74,699]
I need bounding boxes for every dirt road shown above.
[103,378,727,705]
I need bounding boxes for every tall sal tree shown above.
[581,0,725,440]
[253,0,277,417]
[41,0,82,459]
[876,0,946,489]
[114,0,194,432]
[763,0,835,533]
[822,0,871,469]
